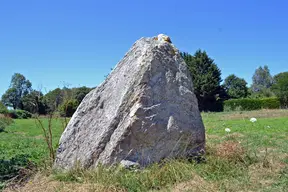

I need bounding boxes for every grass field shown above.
[1,109,288,191]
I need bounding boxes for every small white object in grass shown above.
[250,117,257,123]
[266,125,271,128]
[120,160,140,169]
[225,128,231,133]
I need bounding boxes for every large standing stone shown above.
[54,34,205,170]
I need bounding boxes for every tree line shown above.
[1,50,288,115]
[181,50,288,111]
[1,73,93,117]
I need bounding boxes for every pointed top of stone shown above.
[155,34,172,43]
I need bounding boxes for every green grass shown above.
[203,113,288,152]
[1,110,288,191]
[0,118,63,164]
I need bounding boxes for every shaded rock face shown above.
[54,35,205,170]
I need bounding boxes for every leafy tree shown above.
[1,73,32,109]
[251,65,273,93]
[272,72,288,107]
[181,50,222,111]
[62,86,73,102]
[249,87,275,98]
[1,88,18,109]
[44,86,92,113]
[44,88,64,112]
[223,74,248,99]
[72,86,92,103]
[22,90,48,114]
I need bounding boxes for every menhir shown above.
[54,34,206,170]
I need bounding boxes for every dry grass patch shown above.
[219,109,288,120]
[34,135,44,140]
[223,133,245,141]
[170,174,217,192]
[4,174,125,192]
[248,158,286,189]
[215,141,245,161]
[205,134,221,140]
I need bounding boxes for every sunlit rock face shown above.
[54,35,205,170]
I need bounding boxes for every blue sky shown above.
[1,0,288,96]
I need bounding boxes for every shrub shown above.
[59,99,79,117]
[0,102,8,114]
[0,154,33,182]
[7,110,32,119]
[224,97,280,111]
[0,116,13,132]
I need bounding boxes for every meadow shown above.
[1,109,288,192]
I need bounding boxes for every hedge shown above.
[224,97,280,111]
[7,110,32,119]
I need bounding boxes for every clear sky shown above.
[1,0,288,96]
